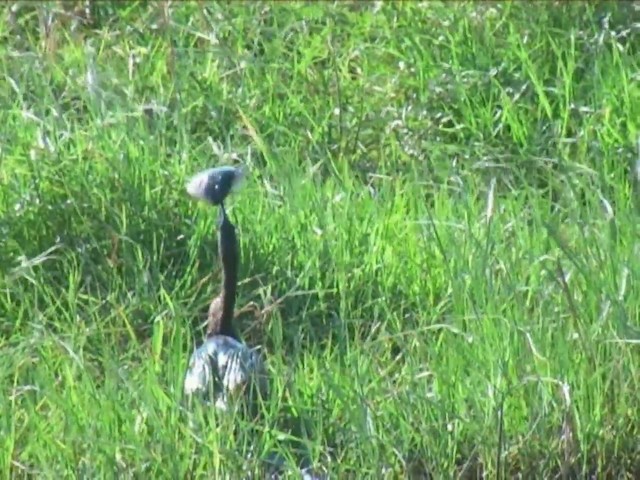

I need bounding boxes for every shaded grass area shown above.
[1,1,639,477]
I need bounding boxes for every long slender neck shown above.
[209,204,239,338]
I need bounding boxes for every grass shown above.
[1,1,639,477]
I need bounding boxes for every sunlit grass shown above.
[1,1,639,477]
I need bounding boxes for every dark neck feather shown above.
[206,204,239,339]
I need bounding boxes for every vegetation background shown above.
[1,1,639,478]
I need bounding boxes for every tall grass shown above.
[1,1,639,477]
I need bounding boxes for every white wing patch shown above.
[185,166,246,204]
[183,335,266,410]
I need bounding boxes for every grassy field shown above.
[1,1,639,478]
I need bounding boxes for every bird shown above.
[186,165,246,206]
[183,166,267,412]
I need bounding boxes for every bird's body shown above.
[183,334,266,410]
[182,166,325,477]
[183,166,267,412]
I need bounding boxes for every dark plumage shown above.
[186,165,245,206]
[183,166,266,410]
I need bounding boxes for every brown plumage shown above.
[205,204,240,339]
[183,167,267,410]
